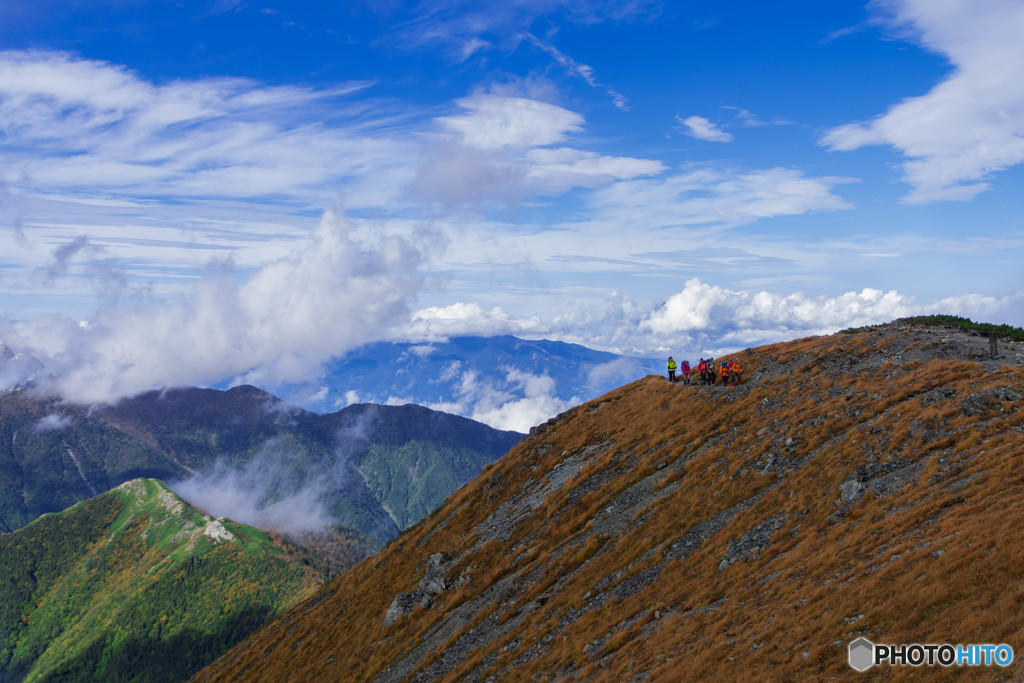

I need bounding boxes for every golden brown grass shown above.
[195,327,1024,682]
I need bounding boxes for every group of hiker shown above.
[666,356,742,386]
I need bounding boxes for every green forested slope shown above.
[0,478,325,683]
[0,387,522,543]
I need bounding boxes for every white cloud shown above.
[406,302,544,340]
[33,413,72,432]
[0,50,410,207]
[402,279,1024,364]
[678,115,734,142]
[170,439,333,535]
[422,365,573,432]
[523,147,665,194]
[642,279,914,337]
[587,166,854,231]
[17,209,423,404]
[414,94,663,206]
[820,0,1024,203]
[585,357,648,389]
[437,95,584,151]
[934,291,1024,321]
[469,369,572,432]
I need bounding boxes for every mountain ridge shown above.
[196,320,1024,681]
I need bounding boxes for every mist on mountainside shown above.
[169,413,380,535]
[169,452,332,536]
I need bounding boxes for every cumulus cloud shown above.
[820,0,1024,203]
[643,278,914,338]
[678,115,734,142]
[403,279,1024,364]
[17,209,422,404]
[422,366,574,432]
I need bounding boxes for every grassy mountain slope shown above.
[0,387,521,542]
[197,320,1024,681]
[0,478,329,683]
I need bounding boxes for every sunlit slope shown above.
[197,321,1024,681]
[0,478,324,683]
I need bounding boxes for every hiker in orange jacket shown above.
[719,361,731,385]
[728,359,743,385]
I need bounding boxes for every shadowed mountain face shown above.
[0,479,329,683]
[0,385,522,542]
[196,322,1024,681]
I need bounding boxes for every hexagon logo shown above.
[849,637,874,672]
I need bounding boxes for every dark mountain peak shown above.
[225,383,281,401]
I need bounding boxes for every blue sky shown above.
[1,0,1023,405]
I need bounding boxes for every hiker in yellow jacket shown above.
[667,357,677,382]
[728,359,743,385]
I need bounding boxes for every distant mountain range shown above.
[0,385,521,543]
[0,478,329,682]
[2,335,655,432]
[261,336,655,431]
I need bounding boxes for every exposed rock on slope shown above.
[197,321,1024,681]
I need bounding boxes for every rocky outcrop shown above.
[383,553,462,627]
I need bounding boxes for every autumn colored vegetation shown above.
[0,479,325,682]
[197,322,1024,681]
